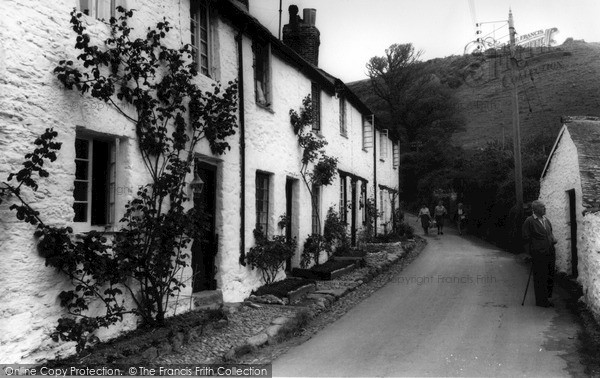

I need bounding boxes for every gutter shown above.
[236,27,247,266]
[372,114,377,236]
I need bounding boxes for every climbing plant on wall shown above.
[1,7,238,353]
[289,95,338,267]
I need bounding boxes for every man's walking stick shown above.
[521,263,534,306]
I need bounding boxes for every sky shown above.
[250,0,600,83]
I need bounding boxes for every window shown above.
[360,181,367,225]
[311,82,321,132]
[393,142,400,169]
[312,185,321,234]
[339,174,347,222]
[379,129,389,160]
[380,189,386,225]
[253,39,271,106]
[339,96,347,136]
[190,0,211,77]
[255,172,270,235]
[74,136,117,226]
[362,115,373,150]
[78,0,117,20]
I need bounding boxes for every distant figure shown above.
[417,204,432,235]
[434,201,447,235]
[522,200,557,307]
[457,202,466,235]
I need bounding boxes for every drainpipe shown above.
[236,28,247,266]
[372,114,377,236]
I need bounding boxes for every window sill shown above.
[362,148,368,152]
[71,224,118,235]
[380,158,386,162]
[256,101,274,114]
[340,132,348,139]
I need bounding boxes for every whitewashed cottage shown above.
[0,0,399,362]
[539,116,600,318]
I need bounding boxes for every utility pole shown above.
[278,0,283,40]
[508,9,524,236]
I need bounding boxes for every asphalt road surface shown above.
[272,214,584,377]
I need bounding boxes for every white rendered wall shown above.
[0,0,399,361]
[538,128,584,275]
[0,0,240,363]
[537,128,600,319]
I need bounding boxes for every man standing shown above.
[522,200,557,307]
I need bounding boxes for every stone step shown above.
[192,289,223,311]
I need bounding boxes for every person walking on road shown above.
[522,200,557,307]
[417,204,432,235]
[434,201,447,235]
[457,202,466,235]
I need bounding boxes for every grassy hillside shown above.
[348,40,600,150]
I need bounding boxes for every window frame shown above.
[393,142,400,169]
[190,0,212,77]
[312,184,321,235]
[379,129,389,161]
[255,172,270,236]
[73,134,119,231]
[78,0,117,21]
[339,174,347,223]
[253,39,272,108]
[311,82,321,133]
[339,96,347,136]
[362,115,373,151]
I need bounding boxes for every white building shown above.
[0,0,399,362]
[539,116,600,318]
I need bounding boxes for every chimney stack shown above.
[282,5,321,66]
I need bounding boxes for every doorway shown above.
[285,178,295,271]
[351,179,357,246]
[191,162,218,292]
[567,189,578,277]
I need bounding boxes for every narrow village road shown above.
[272,214,585,377]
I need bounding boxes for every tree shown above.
[289,95,338,267]
[2,6,238,353]
[366,44,463,204]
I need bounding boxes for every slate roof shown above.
[543,116,600,211]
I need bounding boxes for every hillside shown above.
[347,40,600,150]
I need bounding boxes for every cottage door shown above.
[567,189,578,277]
[191,163,218,292]
[285,178,294,271]
[351,179,357,246]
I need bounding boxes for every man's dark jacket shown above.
[522,215,556,254]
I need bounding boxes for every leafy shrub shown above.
[323,207,350,254]
[397,222,415,239]
[252,278,316,298]
[246,230,296,284]
[301,233,327,268]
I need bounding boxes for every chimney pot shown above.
[303,8,316,26]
